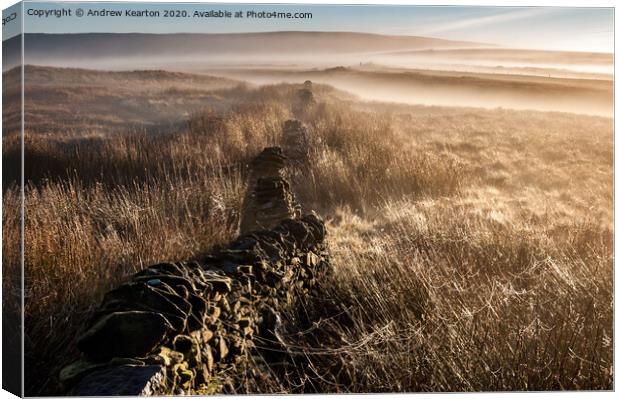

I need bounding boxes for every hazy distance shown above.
[4,31,613,117]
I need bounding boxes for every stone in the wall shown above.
[71,365,167,396]
[251,147,287,178]
[77,311,173,361]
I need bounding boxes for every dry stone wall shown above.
[292,80,316,118]
[282,119,310,164]
[61,213,329,396]
[61,82,324,396]
[239,147,301,234]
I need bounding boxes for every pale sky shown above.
[3,1,614,52]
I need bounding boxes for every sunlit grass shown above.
[2,79,612,394]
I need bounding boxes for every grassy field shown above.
[1,67,613,394]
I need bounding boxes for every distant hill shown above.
[380,48,613,65]
[2,35,21,71]
[18,31,489,66]
[2,65,241,134]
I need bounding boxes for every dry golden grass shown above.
[1,70,613,394]
[255,97,613,393]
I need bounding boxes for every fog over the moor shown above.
[6,31,613,116]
